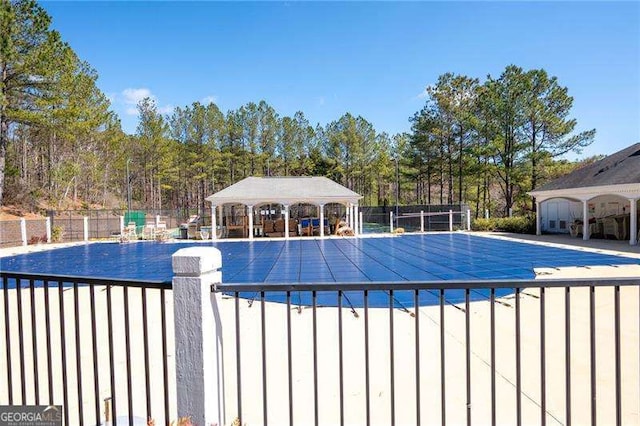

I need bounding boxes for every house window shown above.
[559,220,567,230]
[549,220,556,229]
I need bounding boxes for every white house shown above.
[529,143,640,246]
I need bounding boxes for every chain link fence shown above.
[361,204,470,232]
[1,205,471,248]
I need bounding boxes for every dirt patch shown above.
[0,206,44,221]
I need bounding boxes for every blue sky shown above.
[42,1,639,159]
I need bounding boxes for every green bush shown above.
[472,215,536,234]
[51,225,64,243]
[471,218,496,231]
[495,216,536,234]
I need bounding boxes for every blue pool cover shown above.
[2,234,637,306]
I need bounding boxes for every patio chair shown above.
[199,226,212,240]
[216,225,228,239]
[288,218,299,237]
[601,216,620,240]
[142,223,156,240]
[309,218,329,236]
[124,222,137,239]
[181,215,201,239]
[272,219,286,237]
[569,221,581,238]
[299,218,312,236]
[155,222,169,242]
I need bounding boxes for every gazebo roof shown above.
[530,143,640,201]
[205,176,362,206]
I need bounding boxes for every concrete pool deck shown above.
[1,281,637,425]
[490,231,640,256]
[1,232,638,424]
[478,232,640,279]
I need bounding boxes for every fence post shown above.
[46,217,52,243]
[20,218,27,246]
[420,211,424,232]
[83,216,89,241]
[466,209,471,231]
[390,211,394,233]
[449,210,453,232]
[172,247,225,426]
[485,209,489,219]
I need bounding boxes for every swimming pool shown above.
[2,233,637,306]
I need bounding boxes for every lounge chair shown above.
[125,222,137,239]
[142,223,156,240]
[116,222,137,243]
[155,222,168,241]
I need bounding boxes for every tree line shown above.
[409,69,595,216]
[2,0,596,218]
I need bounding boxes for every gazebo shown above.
[529,143,640,245]
[205,176,363,239]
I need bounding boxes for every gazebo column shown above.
[247,205,254,240]
[582,200,590,241]
[346,203,351,228]
[211,205,217,240]
[630,198,638,246]
[284,204,290,240]
[319,204,325,237]
[535,201,541,236]
[353,203,359,235]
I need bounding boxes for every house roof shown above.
[205,176,363,206]
[529,143,640,201]
[535,143,640,191]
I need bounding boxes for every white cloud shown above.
[416,84,436,100]
[201,95,218,104]
[118,87,173,116]
[157,104,174,115]
[416,89,429,99]
[105,92,118,105]
[120,88,155,115]
[122,88,154,105]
